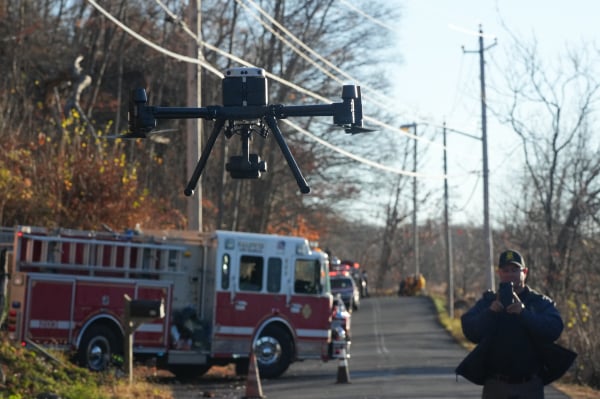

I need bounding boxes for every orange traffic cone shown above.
[336,348,351,383]
[243,351,265,399]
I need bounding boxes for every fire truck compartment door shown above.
[25,277,75,344]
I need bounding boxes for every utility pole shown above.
[463,25,496,290]
[401,123,418,277]
[413,124,419,278]
[443,124,481,316]
[443,122,454,318]
[186,0,203,231]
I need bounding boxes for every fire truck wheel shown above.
[254,324,293,379]
[78,325,120,371]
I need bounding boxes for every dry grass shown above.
[0,337,240,399]
[104,381,173,399]
[102,364,240,399]
[553,382,600,399]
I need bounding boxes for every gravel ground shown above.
[133,364,246,399]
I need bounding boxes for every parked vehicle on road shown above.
[330,275,360,311]
[334,259,369,298]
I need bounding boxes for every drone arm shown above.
[129,88,219,137]
[273,85,366,131]
[151,106,218,120]
[275,104,336,118]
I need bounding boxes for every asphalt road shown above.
[169,295,571,398]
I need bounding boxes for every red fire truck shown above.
[4,225,350,378]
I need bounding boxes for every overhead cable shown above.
[337,0,398,32]
[87,0,470,179]
[153,0,333,110]
[86,0,224,78]
[282,119,473,180]
[238,0,397,112]
[154,0,447,151]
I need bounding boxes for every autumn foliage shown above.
[0,110,184,231]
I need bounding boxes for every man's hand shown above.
[490,292,524,314]
[506,293,525,315]
[490,300,504,312]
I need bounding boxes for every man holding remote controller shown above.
[456,249,576,399]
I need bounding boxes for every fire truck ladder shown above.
[16,229,187,279]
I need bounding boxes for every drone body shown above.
[127,67,370,195]
[222,67,268,107]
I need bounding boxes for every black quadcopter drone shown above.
[126,67,371,196]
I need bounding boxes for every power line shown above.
[238,0,343,83]
[87,0,473,178]
[154,0,466,154]
[236,1,484,155]
[152,0,456,153]
[86,0,224,77]
[282,119,467,180]
[153,0,338,105]
[238,0,397,113]
[242,1,477,146]
[337,0,398,32]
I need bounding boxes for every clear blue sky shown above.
[385,0,600,225]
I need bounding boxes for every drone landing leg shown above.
[264,115,310,194]
[184,118,226,196]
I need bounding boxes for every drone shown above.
[126,67,371,196]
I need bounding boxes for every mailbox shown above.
[122,295,165,384]
[128,299,165,322]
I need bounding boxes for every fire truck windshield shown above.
[293,259,329,295]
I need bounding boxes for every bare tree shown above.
[197,0,400,233]
[495,37,600,385]
[377,174,410,290]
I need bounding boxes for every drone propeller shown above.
[104,132,146,140]
[345,125,376,135]
[104,128,177,142]
[148,134,171,144]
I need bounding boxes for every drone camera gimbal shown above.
[127,67,371,196]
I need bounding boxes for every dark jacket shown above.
[456,286,576,385]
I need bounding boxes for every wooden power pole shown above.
[186,0,203,231]
[463,25,496,290]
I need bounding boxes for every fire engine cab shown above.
[4,226,350,379]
